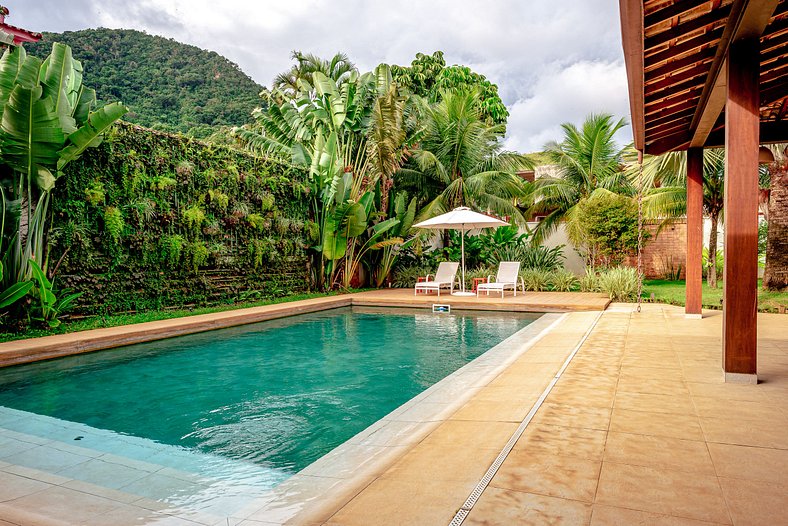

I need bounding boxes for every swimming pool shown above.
[0,306,539,487]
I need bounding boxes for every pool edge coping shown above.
[0,291,604,368]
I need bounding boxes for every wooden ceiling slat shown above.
[646,74,705,101]
[760,32,788,64]
[760,75,788,105]
[646,96,702,117]
[645,130,692,155]
[646,119,693,138]
[646,107,697,128]
[645,46,716,79]
[644,0,713,29]
[645,27,724,64]
[645,4,733,49]
[645,86,704,109]
[645,62,711,92]
[760,61,788,84]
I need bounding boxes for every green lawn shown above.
[0,291,345,343]
[643,280,788,313]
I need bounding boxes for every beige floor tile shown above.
[547,384,616,409]
[708,443,788,484]
[5,486,124,524]
[609,409,703,441]
[595,463,731,524]
[616,377,690,397]
[700,417,788,449]
[512,424,607,461]
[324,477,471,526]
[692,397,787,423]
[450,399,534,423]
[419,420,517,450]
[490,450,601,502]
[685,382,768,402]
[603,432,715,475]
[381,444,499,484]
[530,403,612,431]
[464,488,592,526]
[614,391,697,415]
[0,470,52,502]
[590,504,726,525]
[718,477,788,526]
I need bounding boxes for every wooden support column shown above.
[686,147,704,318]
[723,39,759,384]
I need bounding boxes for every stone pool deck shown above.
[314,304,788,526]
[0,289,610,367]
[0,299,786,525]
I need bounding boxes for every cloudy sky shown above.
[10,0,633,152]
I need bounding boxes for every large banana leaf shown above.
[0,280,33,309]
[313,72,346,129]
[322,202,367,260]
[40,43,77,135]
[57,101,127,172]
[0,47,41,118]
[0,85,64,180]
[71,85,95,126]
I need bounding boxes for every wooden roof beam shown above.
[705,119,788,146]
[689,0,780,147]
[621,0,646,151]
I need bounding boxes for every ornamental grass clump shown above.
[520,269,552,291]
[550,270,579,292]
[596,267,639,301]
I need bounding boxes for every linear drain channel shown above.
[448,310,605,526]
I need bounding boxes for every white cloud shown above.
[504,60,632,153]
[11,0,634,153]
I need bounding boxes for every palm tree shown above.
[272,51,357,100]
[634,149,725,288]
[763,145,788,290]
[402,90,531,233]
[528,113,630,243]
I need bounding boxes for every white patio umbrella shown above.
[413,207,508,296]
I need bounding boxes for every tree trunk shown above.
[763,168,788,290]
[708,213,719,289]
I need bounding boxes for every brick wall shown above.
[626,221,687,279]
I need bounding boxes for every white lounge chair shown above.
[414,262,460,297]
[476,261,524,298]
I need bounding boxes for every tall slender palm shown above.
[633,148,725,287]
[528,113,630,243]
[763,145,788,290]
[272,51,357,100]
[403,90,531,230]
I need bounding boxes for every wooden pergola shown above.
[619,0,788,383]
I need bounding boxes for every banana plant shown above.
[0,42,127,294]
[373,191,417,286]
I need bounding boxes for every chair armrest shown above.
[519,276,526,292]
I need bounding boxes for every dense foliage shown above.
[567,192,644,267]
[47,122,310,318]
[0,43,127,328]
[391,51,509,127]
[26,29,264,134]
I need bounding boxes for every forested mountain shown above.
[26,28,263,135]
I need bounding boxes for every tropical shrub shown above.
[550,270,579,292]
[0,42,126,325]
[103,207,126,242]
[596,267,640,301]
[567,191,644,267]
[392,264,434,288]
[520,269,552,291]
[579,268,601,292]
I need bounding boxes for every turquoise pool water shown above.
[0,306,538,478]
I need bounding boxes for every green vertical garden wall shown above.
[50,123,311,315]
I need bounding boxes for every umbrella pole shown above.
[461,228,466,292]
